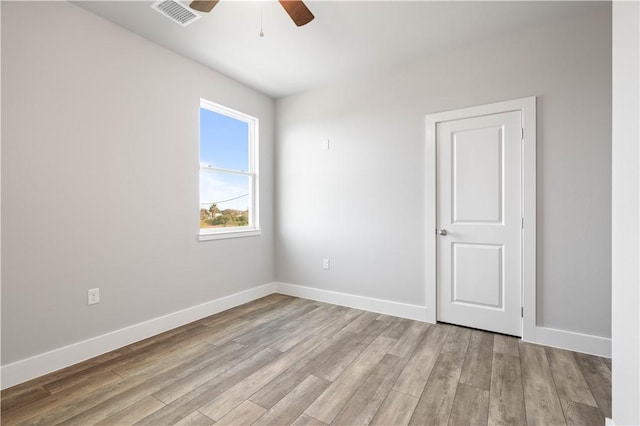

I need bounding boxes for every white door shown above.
[436,110,522,336]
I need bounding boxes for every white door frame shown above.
[425,96,536,341]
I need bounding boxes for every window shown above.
[199,99,259,241]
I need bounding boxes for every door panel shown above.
[437,110,522,336]
[452,126,503,223]
[452,243,503,309]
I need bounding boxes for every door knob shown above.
[439,229,447,236]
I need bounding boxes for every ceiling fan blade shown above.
[189,1,219,13]
[278,1,314,27]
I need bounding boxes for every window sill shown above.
[198,228,262,241]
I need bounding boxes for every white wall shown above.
[276,5,612,340]
[612,1,640,424]
[1,2,275,365]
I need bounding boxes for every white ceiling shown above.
[74,1,606,98]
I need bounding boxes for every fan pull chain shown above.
[259,5,264,38]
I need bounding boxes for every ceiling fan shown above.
[189,0,315,27]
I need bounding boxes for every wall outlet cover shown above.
[88,288,100,305]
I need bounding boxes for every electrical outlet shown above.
[88,288,100,305]
[323,258,330,270]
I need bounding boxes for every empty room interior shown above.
[1,1,638,425]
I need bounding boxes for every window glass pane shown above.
[199,170,250,229]
[199,108,249,171]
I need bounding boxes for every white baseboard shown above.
[2,280,611,390]
[605,418,614,426]
[274,282,429,322]
[525,326,611,358]
[0,282,277,390]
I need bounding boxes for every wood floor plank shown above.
[231,315,316,350]
[1,370,122,425]
[291,413,328,426]
[488,352,526,426]
[388,321,430,359]
[201,294,291,330]
[603,357,612,371]
[38,347,133,395]
[37,323,203,398]
[280,304,338,333]
[270,325,316,352]
[314,308,365,338]
[94,395,165,426]
[173,410,216,426]
[136,347,281,426]
[249,329,354,409]
[408,326,470,426]
[380,317,412,340]
[253,375,330,426]
[545,346,597,407]
[53,343,215,426]
[233,312,318,352]
[573,352,612,418]
[215,400,266,426]
[125,322,203,353]
[0,385,50,415]
[560,398,605,426]
[231,304,319,347]
[448,383,489,426]
[408,352,465,426]
[42,367,121,398]
[393,323,451,397]
[332,354,407,425]
[313,319,388,382]
[202,317,252,340]
[493,334,520,357]
[370,390,419,426]
[441,326,472,355]
[519,341,566,426]
[194,310,248,331]
[340,311,379,334]
[459,329,494,391]
[151,342,254,404]
[304,335,396,424]
[198,335,326,421]
[57,343,238,426]
[203,299,313,346]
[375,313,397,323]
[113,326,225,377]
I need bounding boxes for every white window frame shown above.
[198,99,260,241]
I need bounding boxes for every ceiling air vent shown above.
[151,0,201,27]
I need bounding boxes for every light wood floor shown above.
[1,295,611,425]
